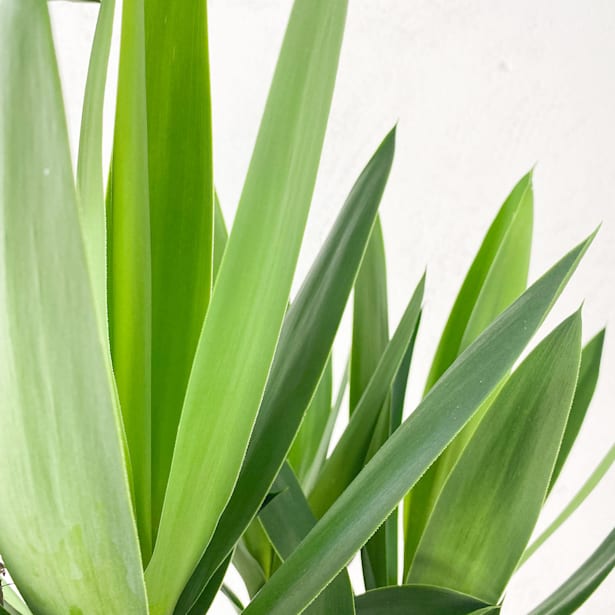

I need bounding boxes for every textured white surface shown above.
[48,1,615,613]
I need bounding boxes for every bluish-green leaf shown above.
[243,232,594,615]
[259,464,355,615]
[408,312,582,602]
[174,128,395,615]
[354,585,489,615]
[527,527,615,615]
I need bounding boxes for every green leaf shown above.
[309,275,425,517]
[107,0,153,559]
[549,329,605,491]
[0,1,148,613]
[259,464,355,615]
[520,443,615,567]
[527,527,615,615]
[404,171,533,573]
[174,128,395,615]
[144,0,215,537]
[350,216,389,412]
[145,2,348,612]
[288,358,333,488]
[213,193,228,282]
[76,0,115,326]
[408,311,582,603]
[184,554,232,615]
[220,585,244,614]
[354,585,489,615]
[242,232,594,615]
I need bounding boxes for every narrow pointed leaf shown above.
[549,329,605,491]
[408,312,582,602]
[146,2,348,611]
[185,554,232,615]
[528,527,615,615]
[76,0,115,325]
[521,443,615,566]
[145,0,215,535]
[213,193,228,282]
[0,1,147,612]
[243,233,594,615]
[354,585,489,615]
[288,358,333,487]
[405,172,533,572]
[107,0,152,558]
[309,276,425,517]
[259,464,355,615]
[174,128,395,614]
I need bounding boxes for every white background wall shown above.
[50,1,615,613]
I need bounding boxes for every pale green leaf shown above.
[0,1,147,612]
[145,2,348,612]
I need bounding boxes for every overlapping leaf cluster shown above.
[0,1,612,614]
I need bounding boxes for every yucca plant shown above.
[0,1,612,614]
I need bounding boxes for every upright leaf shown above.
[408,312,582,602]
[76,0,116,325]
[549,329,605,491]
[528,528,615,615]
[145,2,348,612]
[350,216,389,412]
[309,276,425,517]
[174,129,395,615]
[243,233,594,615]
[404,172,533,572]
[0,1,147,612]
[144,0,215,535]
[107,0,152,558]
[259,464,355,615]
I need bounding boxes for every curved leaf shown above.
[408,312,582,602]
[243,232,594,615]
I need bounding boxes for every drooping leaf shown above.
[259,464,355,615]
[404,172,533,573]
[76,0,115,326]
[0,1,148,612]
[107,0,153,559]
[145,2,348,612]
[354,585,489,615]
[521,443,615,567]
[242,232,594,615]
[527,527,615,615]
[174,128,395,614]
[309,276,425,517]
[220,585,244,614]
[549,329,605,491]
[288,358,333,488]
[144,0,215,536]
[408,312,582,603]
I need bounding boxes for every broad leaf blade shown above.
[259,464,355,615]
[144,0,215,536]
[0,1,148,612]
[354,585,488,615]
[107,0,152,558]
[408,312,582,602]
[243,233,594,615]
[174,129,395,615]
[404,172,533,572]
[146,2,348,612]
[528,527,615,615]
[549,329,605,491]
[309,276,425,517]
